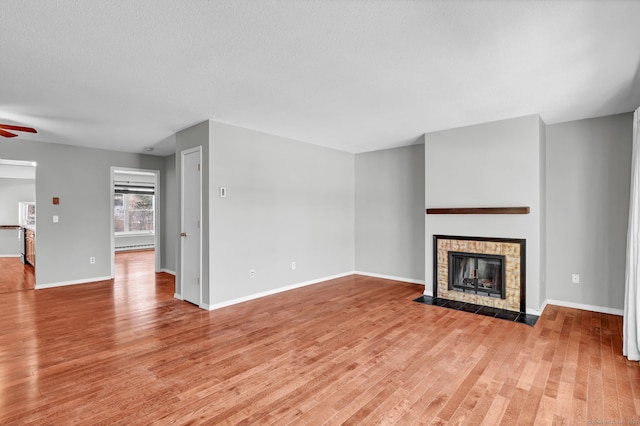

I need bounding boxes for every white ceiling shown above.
[2,1,639,156]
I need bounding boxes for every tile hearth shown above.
[413,295,538,326]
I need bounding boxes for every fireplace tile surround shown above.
[433,235,527,314]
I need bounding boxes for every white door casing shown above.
[180,147,202,306]
[109,167,161,279]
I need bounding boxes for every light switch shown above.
[53,215,59,223]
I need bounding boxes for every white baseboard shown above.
[354,271,425,285]
[160,269,176,276]
[0,254,21,258]
[202,271,354,311]
[625,348,640,361]
[416,294,615,317]
[526,299,547,316]
[36,276,113,290]
[174,293,183,300]
[546,299,623,316]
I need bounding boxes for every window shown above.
[114,193,154,234]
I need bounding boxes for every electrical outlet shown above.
[90,257,96,264]
[572,273,580,284]
[291,261,296,270]
[249,269,255,278]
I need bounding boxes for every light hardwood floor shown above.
[0,251,638,424]
[0,256,34,293]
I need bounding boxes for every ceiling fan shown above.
[0,123,37,138]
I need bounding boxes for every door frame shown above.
[179,146,202,305]
[0,158,37,284]
[110,166,161,278]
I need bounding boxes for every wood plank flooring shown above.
[0,250,638,424]
[0,257,34,293]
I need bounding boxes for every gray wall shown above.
[355,144,425,281]
[0,178,35,224]
[208,121,355,305]
[546,113,632,310]
[424,115,545,312]
[0,138,164,286]
[0,112,631,314]
[161,154,178,273]
[539,117,548,306]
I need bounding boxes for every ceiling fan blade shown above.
[0,124,37,133]
[0,129,18,138]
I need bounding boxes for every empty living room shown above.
[1,1,640,424]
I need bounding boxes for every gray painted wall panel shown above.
[0,139,164,285]
[209,121,355,305]
[539,117,548,305]
[424,115,544,311]
[355,144,425,281]
[0,178,35,224]
[546,113,632,310]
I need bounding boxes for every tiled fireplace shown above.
[433,235,526,313]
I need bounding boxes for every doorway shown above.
[180,147,202,306]
[110,167,161,278]
[0,159,36,292]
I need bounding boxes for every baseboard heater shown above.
[115,244,154,252]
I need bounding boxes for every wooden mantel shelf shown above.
[426,207,530,215]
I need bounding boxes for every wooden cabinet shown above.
[25,229,35,267]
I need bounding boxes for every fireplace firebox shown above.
[433,235,526,313]
[448,252,506,299]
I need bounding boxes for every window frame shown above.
[114,193,155,235]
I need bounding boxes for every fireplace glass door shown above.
[448,252,506,299]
